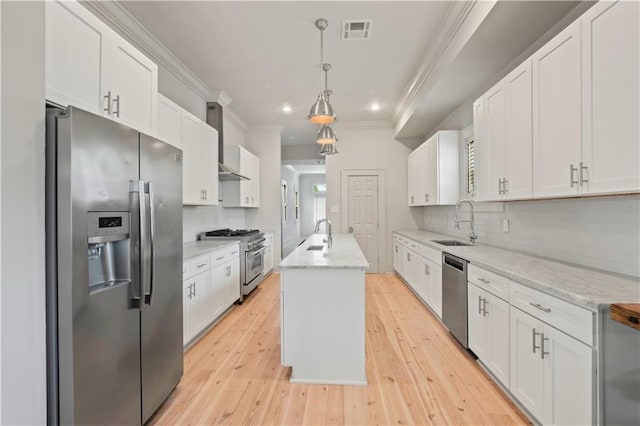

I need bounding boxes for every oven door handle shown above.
[248,246,267,256]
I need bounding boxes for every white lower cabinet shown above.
[393,233,442,319]
[183,244,240,346]
[468,283,509,386]
[263,232,275,275]
[510,306,593,425]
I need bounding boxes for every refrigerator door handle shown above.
[132,179,147,311]
[145,181,155,305]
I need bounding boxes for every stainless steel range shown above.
[199,229,265,302]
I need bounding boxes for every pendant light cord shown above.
[319,26,325,95]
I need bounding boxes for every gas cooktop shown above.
[203,228,261,237]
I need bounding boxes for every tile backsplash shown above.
[422,195,640,277]
[183,205,246,243]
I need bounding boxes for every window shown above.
[466,136,475,196]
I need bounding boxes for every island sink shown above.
[432,240,473,247]
[306,245,325,251]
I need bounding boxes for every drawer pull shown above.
[478,277,490,284]
[196,263,207,268]
[530,302,551,313]
[216,256,224,261]
[629,316,640,325]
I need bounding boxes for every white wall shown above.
[299,174,326,239]
[280,166,301,257]
[246,126,283,261]
[1,2,46,423]
[423,196,640,277]
[325,124,422,272]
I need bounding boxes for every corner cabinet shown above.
[407,131,459,206]
[45,0,158,135]
[182,111,219,205]
[222,146,261,208]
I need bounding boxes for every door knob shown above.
[348,226,354,233]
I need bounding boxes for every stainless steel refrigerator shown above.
[46,106,183,425]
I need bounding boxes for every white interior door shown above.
[347,175,379,273]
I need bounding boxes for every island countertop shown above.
[279,234,369,270]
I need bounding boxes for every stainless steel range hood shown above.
[207,101,249,181]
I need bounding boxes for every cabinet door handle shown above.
[482,298,489,316]
[395,245,398,253]
[579,162,589,185]
[541,333,550,359]
[498,178,503,195]
[411,196,414,203]
[570,164,579,187]
[478,295,483,315]
[245,196,249,204]
[226,266,231,277]
[113,94,120,118]
[192,282,196,297]
[103,91,112,114]
[532,328,541,354]
[529,302,551,313]
[406,253,411,262]
[503,178,508,194]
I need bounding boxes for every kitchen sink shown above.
[306,245,325,251]
[431,240,473,247]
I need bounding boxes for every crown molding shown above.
[224,107,248,131]
[210,90,232,107]
[331,120,392,131]
[391,1,478,128]
[81,0,211,101]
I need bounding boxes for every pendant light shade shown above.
[316,124,337,144]
[308,94,334,124]
[319,143,339,156]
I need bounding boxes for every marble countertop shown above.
[279,234,369,270]
[394,229,640,310]
[183,240,241,260]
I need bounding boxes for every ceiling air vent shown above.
[342,20,373,40]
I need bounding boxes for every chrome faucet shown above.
[455,199,478,244]
[314,218,332,248]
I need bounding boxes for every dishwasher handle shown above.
[443,254,466,272]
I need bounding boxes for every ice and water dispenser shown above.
[87,212,131,293]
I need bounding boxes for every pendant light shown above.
[308,19,335,125]
[316,124,337,144]
[319,143,339,156]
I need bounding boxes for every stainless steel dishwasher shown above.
[442,253,469,348]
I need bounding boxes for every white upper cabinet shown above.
[46,0,158,135]
[222,146,261,208]
[477,81,507,201]
[504,59,533,200]
[156,94,183,149]
[472,98,486,199]
[182,110,218,206]
[532,20,582,198]
[407,131,459,206]
[45,0,109,114]
[581,0,640,195]
[108,36,158,134]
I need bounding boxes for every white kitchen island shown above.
[279,234,369,385]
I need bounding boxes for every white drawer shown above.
[406,239,418,251]
[184,254,210,279]
[510,281,594,346]
[419,244,441,265]
[210,244,241,267]
[468,264,510,301]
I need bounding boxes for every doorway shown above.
[341,170,385,273]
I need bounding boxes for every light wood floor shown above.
[150,273,529,425]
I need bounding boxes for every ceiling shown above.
[121,1,582,149]
[120,1,453,145]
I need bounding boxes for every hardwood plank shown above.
[149,272,530,425]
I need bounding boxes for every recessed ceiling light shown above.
[370,103,381,111]
[282,105,292,113]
